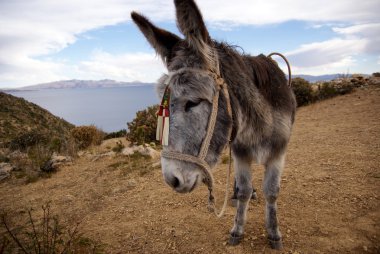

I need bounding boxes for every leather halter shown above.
[160,67,233,217]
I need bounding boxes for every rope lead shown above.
[267,52,292,87]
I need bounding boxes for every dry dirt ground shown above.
[1,86,379,253]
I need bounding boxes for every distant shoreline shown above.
[1,84,155,93]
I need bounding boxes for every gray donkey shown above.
[131,0,296,249]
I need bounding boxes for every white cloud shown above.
[77,50,165,82]
[0,0,379,87]
[333,23,380,54]
[197,0,379,26]
[283,22,380,74]
[287,38,366,67]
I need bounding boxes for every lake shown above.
[8,86,158,132]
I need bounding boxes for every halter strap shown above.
[161,68,233,218]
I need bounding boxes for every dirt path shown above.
[1,86,379,253]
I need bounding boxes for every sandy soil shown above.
[1,86,379,253]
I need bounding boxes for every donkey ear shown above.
[131,12,181,63]
[174,0,211,43]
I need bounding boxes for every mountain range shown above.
[1,74,366,91]
[16,79,154,90]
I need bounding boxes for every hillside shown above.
[0,92,74,147]
[0,85,378,253]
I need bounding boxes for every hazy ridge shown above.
[1,74,369,91]
[15,79,155,90]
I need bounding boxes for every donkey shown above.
[131,0,296,249]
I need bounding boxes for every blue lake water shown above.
[8,86,158,132]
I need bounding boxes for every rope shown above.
[267,52,292,87]
[208,145,232,218]
[199,88,220,159]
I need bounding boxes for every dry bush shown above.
[0,202,104,253]
[372,72,380,78]
[70,125,104,149]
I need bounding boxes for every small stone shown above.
[363,246,368,251]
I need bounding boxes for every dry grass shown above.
[0,86,379,253]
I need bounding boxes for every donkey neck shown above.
[217,44,274,141]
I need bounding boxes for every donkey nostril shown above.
[172,176,180,188]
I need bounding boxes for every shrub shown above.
[104,129,127,140]
[291,78,314,106]
[1,202,103,253]
[9,130,47,151]
[372,72,380,77]
[0,154,10,163]
[318,82,338,99]
[112,141,125,153]
[70,125,104,149]
[334,80,354,95]
[126,105,158,145]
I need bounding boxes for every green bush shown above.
[70,125,104,149]
[334,80,354,95]
[291,78,314,106]
[9,130,48,151]
[126,105,158,145]
[112,141,125,153]
[104,129,127,140]
[318,82,337,99]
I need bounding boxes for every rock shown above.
[122,145,160,159]
[122,147,135,156]
[8,150,28,160]
[140,146,160,160]
[52,154,72,163]
[90,151,115,162]
[0,163,14,181]
[152,161,161,168]
[41,154,72,172]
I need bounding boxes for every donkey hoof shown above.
[268,238,283,250]
[228,233,243,246]
[230,198,238,207]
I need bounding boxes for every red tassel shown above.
[156,87,170,145]
[156,105,163,141]
[161,108,170,146]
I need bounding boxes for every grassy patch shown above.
[107,152,154,176]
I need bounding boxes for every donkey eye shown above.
[185,100,201,112]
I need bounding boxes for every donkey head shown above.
[132,0,232,193]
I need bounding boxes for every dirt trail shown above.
[1,86,379,253]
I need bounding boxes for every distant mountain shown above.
[0,92,74,147]
[292,74,354,82]
[19,79,154,90]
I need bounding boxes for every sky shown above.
[0,0,379,88]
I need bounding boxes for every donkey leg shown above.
[229,156,252,245]
[231,180,257,207]
[263,154,285,250]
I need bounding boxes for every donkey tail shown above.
[267,52,292,87]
